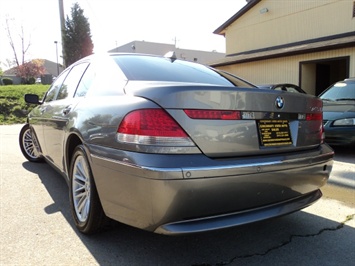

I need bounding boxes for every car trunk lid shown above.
[125,82,323,157]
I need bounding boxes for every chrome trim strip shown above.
[91,154,184,180]
[91,145,333,180]
[181,152,333,179]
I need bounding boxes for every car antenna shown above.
[164,51,177,62]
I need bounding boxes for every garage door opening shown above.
[300,56,349,95]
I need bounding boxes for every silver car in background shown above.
[20,53,334,235]
[319,78,355,146]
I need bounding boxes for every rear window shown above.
[112,55,252,87]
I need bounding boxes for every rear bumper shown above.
[89,144,334,234]
[156,190,322,234]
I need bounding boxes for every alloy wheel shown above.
[72,155,91,223]
[19,125,42,162]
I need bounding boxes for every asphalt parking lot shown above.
[0,124,354,266]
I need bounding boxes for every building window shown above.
[194,58,198,62]
[353,1,355,17]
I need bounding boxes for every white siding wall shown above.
[225,0,355,55]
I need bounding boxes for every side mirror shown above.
[25,94,41,105]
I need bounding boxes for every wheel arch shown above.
[65,133,83,176]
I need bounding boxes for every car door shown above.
[42,62,89,171]
[30,69,70,157]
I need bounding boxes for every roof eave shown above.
[213,0,261,35]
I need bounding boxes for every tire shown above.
[69,145,107,234]
[19,124,43,162]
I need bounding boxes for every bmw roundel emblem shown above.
[275,96,285,109]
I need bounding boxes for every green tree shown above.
[63,3,93,67]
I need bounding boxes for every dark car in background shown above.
[319,78,355,146]
[258,83,306,94]
[19,53,333,235]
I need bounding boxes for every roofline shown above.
[227,31,355,58]
[213,0,261,35]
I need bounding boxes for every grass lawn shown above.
[0,84,49,124]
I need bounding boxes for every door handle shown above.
[62,106,72,115]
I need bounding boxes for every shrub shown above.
[2,78,13,85]
[12,105,27,117]
[28,77,36,84]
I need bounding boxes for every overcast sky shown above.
[0,0,246,68]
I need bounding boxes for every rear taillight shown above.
[116,109,195,146]
[305,112,324,143]
[306,113,322,121]
[184,109,241,120]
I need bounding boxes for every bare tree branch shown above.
[5,16,31,67]
[20,24,31,65]
[5,16,20,67]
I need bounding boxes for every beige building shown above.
[211,0,355,95]
[108,40,225,65]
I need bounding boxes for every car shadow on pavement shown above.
[332,145,355,164]
[327,145,355,190]
[22,161,355,266]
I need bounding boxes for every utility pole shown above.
[172,37,179,48]
[58,0,66,67]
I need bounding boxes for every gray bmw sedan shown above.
[20,53,334,235]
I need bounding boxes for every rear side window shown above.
[57,63,89,100]
[75,64,94,97]
[43,69,70,102]
[113,55,237,86]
